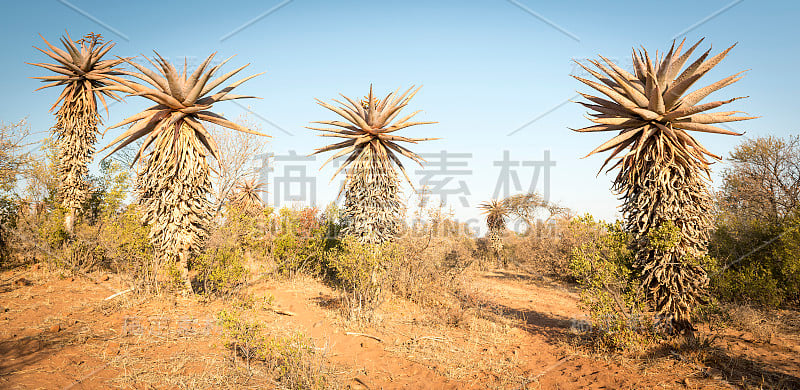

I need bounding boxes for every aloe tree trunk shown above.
[138,123,212,290]
[54,89,98,234]
[617,138,712,333]
[342,155,403,245]
[487,228,504,266]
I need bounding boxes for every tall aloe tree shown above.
[308,86,437,244]
[99,52,266,290]
[29,32,124,233]
[479,199,510,265]
[572,39,756,333]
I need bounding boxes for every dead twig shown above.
[415,336,448,342]
[345,332,383,343]
[272,308,296,316]
[353,376,371,389]
[62,363,108,390]
[103,289,132,301]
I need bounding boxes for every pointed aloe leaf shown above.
[672,121,743,135]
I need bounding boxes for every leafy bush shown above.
[198,201,265,295]
[0,196,20,263]
[323,237,400,322]
[778,212,800,301]
[709,135,800,308]
[712,263,782,307]
[99,204,153,274]
[194,245,248,296]
[709,210,800,307]
[504,213,601,280]
[5,144,160,289]
[319,202,478,325]
[267,206,333,278]
[569,215,654,350]
[197,204,339,296]
[218,308,333,389]
[218,200,268,250]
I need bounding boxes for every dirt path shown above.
[1,266,798,389]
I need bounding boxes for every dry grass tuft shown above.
[727,305,779,344]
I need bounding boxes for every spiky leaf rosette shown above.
[572,39,756,333]
[98,52,266,286]
[479,199,509,254]
[230,179,265,214]
[29,32,124,225]
[308,85,437,244]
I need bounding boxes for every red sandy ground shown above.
[1,265,798,389]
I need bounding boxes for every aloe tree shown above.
[308,85,437,244]
[479,199,510,265]
[29,32,124,233]
[99,52,266,290]
[230,179,265,214]
[572,39,756,333]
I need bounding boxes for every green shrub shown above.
[711,135,800,308]
[504,213,603,280]
[323,237,401,322]
[709,210,800,307]
[320,202,478,325]
[199,205,340,295]
[712,263,782,307]
[194,245,248,296]
[777,211,800,301]
[267,206,332,278]
[218,308,332,389]
[646,220,682,252]
[37,206,69,249]
[7,151,160,289]
[219,202,269,250]
[569,215,654,350]
[96,204,157,288]
[0,196,19,264]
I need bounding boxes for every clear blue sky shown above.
[2,0,797,230]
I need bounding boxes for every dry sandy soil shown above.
[1,265,799,389]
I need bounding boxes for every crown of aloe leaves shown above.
[98,52,267,162]
[29,32,125,114]
[231,179,265,209]
[572,38,757,171]
[479,199,509,230]
[307,85,438,189]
